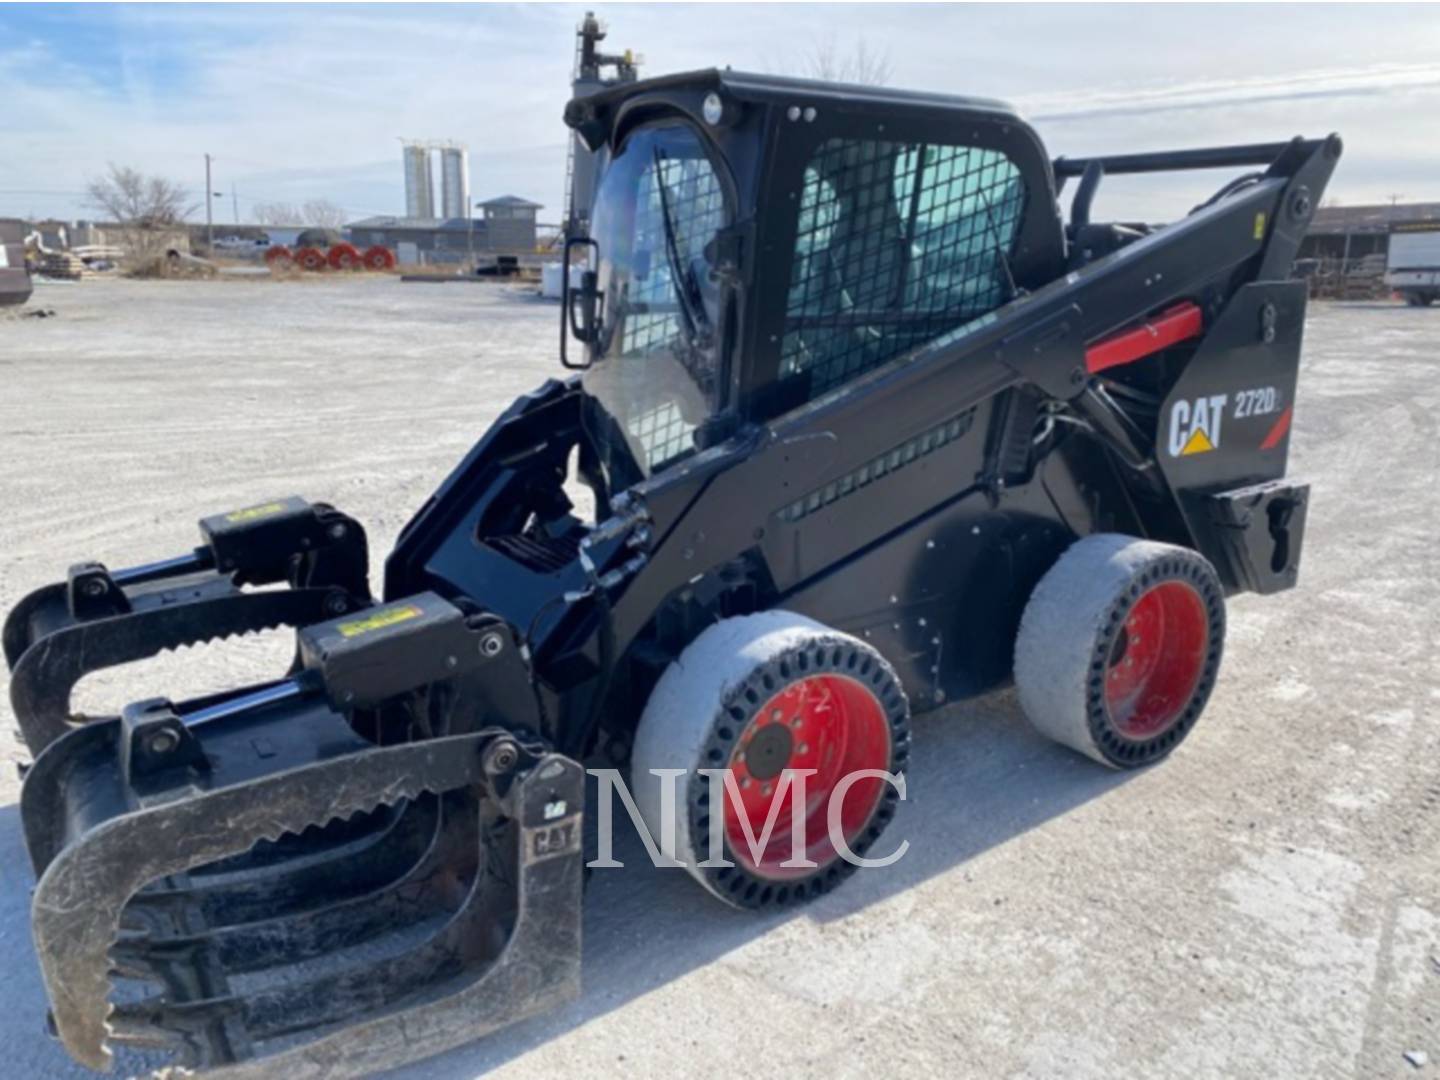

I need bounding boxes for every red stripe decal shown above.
[1085,302,1204,374]
[1259,406,1293,450]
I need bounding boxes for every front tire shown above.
[630,611,910,909]
[1014,534,1225,768]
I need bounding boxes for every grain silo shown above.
[439,146,470,220]
[403,143,435,219]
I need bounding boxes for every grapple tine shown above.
[2,582,68,670]
[113,796,466,977]
[125,797,438,929]
[4,496,370,756]
[9,587,356,755]
[25,683,583,1075]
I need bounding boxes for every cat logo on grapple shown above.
[1168,394,1228,457]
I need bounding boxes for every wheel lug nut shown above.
[770,709,783,722]
[740,777,751,789]
[762,783,772,797]
[797,742,809,753]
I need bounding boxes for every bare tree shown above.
[85,165,195,268]
[302,199,348,229]
[253,200,347,228]
[253,201,303,226]
[803,35,892,86]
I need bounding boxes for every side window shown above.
[780,138,1026,401]
[585,123,729,477]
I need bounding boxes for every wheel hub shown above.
[724,673,890,880]
[742,722,794,781]
[1104,580,1208,741]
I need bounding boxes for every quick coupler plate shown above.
[22,673,583,1075]
[3,496,371,756]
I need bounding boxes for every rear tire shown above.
[630,611,910,910]
[1014,534,1225,769]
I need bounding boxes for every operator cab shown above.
[563,69,1066,485]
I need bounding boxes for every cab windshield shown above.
[582,121,728,476]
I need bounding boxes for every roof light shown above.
[703,92,725,126]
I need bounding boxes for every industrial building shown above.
[1298,200,1440,262]
[1294,200,1440,299]
[347,195,542,265]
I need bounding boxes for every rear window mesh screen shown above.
[781,139,1025,400]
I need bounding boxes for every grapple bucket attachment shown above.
[21,593,584,1077]
[3,496,371,756]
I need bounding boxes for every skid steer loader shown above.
[5,70,1338,1077]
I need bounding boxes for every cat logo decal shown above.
[1168,394,1228,457]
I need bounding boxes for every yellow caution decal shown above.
[338,604,424,639]
[226,501,287,524]
[1253,212,1267,241]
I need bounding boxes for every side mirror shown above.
[561,236,600,370]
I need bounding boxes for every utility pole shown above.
[204,153,214,253]
[232,183,239,227]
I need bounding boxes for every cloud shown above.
[1020,62,1440,123]
[1,3,1438,225]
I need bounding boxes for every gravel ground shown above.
[0,277,1436,1079]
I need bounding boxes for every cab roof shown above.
[564,68,1021,151]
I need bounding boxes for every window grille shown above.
[781,139,1025,401]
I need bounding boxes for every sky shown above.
[3,2,1439,227]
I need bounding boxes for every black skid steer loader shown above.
[5,70,1338,1076]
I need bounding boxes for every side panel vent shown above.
[484,533,582,574]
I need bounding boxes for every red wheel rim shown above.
[723,673,890,880]
[1104,581,1208,740]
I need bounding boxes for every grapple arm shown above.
[22,593,584,1076]
[4,496,371,755]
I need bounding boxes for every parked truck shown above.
[1385,221,1440,306]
